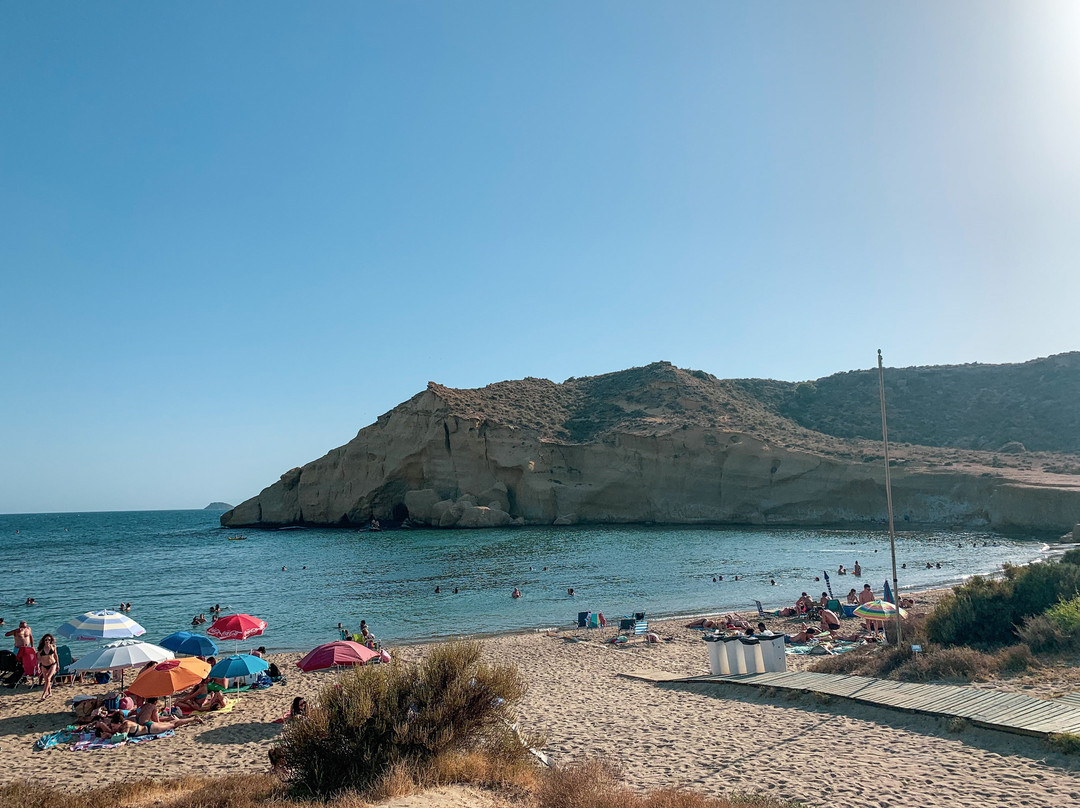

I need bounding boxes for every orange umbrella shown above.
[127,657,211,698]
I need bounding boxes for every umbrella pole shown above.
[877,350,903,646]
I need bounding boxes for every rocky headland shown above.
[222,355,1080,532]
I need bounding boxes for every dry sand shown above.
[3,593,1080,808]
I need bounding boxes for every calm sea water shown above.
[0,510,1057,652]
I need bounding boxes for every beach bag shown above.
[74,698,103,722]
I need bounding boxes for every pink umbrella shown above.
[206,614,266,641]
[296,640,379,672]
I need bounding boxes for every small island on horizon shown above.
[204,502,233,511]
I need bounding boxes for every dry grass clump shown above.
[275,640,537,798]
[1017,614,1069,652]
[535,759,797,808]
[809,610,1036,683]
[1,762,794,808]
[1047,732,1080,756]
[0,774,287,808]
[892,646,999,682]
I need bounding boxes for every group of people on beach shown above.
[338,619,378,647]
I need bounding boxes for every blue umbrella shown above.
[823,571,835,599]
[160,631,218,656]
[209,654,269,698]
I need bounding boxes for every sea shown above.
[0,509,1064,653]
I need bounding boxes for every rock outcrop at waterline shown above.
[222,361,1080,532]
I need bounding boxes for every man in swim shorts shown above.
[819,608,841,633]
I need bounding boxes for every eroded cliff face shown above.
[222,368,1080,532]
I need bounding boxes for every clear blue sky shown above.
[3,2,1078,513]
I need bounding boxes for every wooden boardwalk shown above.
[623,669,1080,738]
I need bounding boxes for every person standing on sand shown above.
[5,620,32,653]
[858,584,876,631]
[36,634,58,701]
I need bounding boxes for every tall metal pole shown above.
[877,349,903,645]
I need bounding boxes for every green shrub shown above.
[1048,732,1080,755]
[924,576,1014,646]
[273,641,533,797]
[1010,562,1080,620]
[925,562,1080,647]
[1045,594,1080,633]
[1060,547,1080,566]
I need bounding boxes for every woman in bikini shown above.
[174,678,227,713]
[98,710,202,739]
[36,634,58,702]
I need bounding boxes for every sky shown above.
[2,1,1079,513]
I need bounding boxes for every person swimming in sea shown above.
[511,587,522,599]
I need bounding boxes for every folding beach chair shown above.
[618,618,635,634]
[12,648,38,689]
[754,600,780,619]
[633,619,649,637]
[55,645,77,685]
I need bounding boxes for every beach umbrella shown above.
[57,609,145,642]
[207,613,267,654]
[160,631,218,656]
[70,640,173,672]
[128,657,211,698]
[209,653,268,679]
[823,571,835,599]
[208,654,269,699]
[853,600,908,622]
[296,640,379,672]
[206,614,266,641]
[70,640,174,688]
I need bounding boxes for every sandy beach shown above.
[3,593,1080,808]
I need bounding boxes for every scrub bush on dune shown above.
[273,640,536,797]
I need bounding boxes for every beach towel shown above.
[208,681,252,693]
[180,698,238,717]
[35,729,79,751]
[784,641,860,656]
[70,729,174,751]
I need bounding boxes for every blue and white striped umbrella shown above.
[57,609,146,642]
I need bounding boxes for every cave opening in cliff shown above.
[392,502,409,522]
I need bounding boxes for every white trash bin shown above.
[739,636,762,673]
[705,635,725,675]
[721,635,741,674]
[757,633,787,672]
